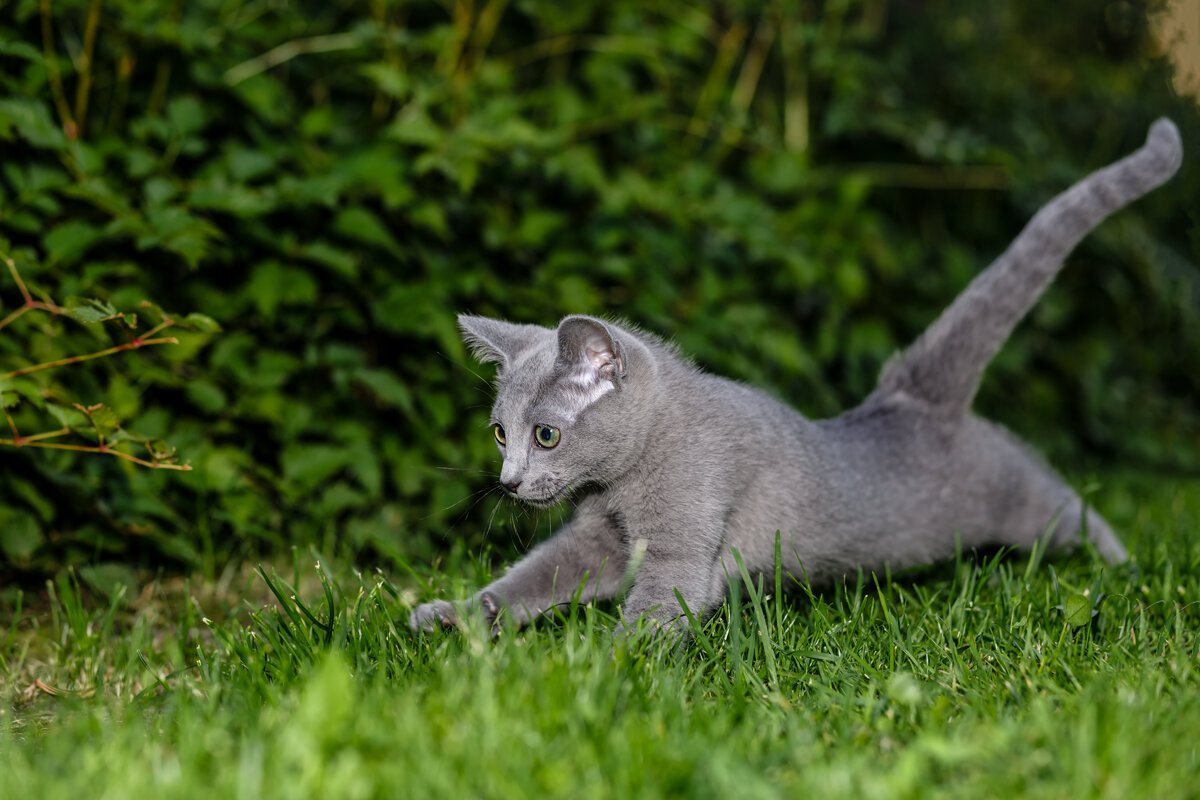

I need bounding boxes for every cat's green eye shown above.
[493,425,506,446]
[534,425,561,449]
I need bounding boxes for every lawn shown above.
[2,472,1198,799]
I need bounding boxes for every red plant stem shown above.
[0,301,64,333]
[0,436,192,469]
[20,427,70,444]
[3,336,179,379]
[4,253,31,305]
[1,252,64,331]
[0,305,30,332]
[140,318,175,338]
[2,249,190,471]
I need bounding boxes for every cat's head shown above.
[459,314,654,506]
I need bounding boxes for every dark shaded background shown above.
[1,0,1197,595]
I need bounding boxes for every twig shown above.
[731,7,778,114]
[688,20,748,139]
[1,251,193,472]
[225,32,364,86]
[0,253,62,332]
[39,0,77,140]
[0,437,191,470]
[778,9,808,154]
[4,251,32,306]
[74,0,104,132]
[438,0,473,79]
[20,427,71,444]
[0,306,32,332]
[818,162,1011,191]
[3,334,179,380]
[147,59,171,117]
[461,0,509,79]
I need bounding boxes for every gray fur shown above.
[410,120,1183,637]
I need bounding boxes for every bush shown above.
[1,0,1197,583]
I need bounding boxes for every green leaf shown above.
[353,368,413,414]
[186,379,227,413]
[332,206,402,255]
[1063,593,1093,628]
[44,404,87,429]
[247,262,319,319]
[387,107,442,147]
[299,241,358,278]
[62,296,121,324]
[0,39,44,63]
[0,375,17,409]
[166,96,207,137]
[5,378,46,410]
[85,404,123,437]
[0,98,65,149]
[44,221,104,266]
[7,477,56,523]
[282,444,355,492]
[181,312,222,332]
[78,563,138,602]
[0,506,42,561]
[226,145,276,181]
[361,63,410,98]
[136,206,222,268]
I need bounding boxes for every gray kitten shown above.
[411,120,1183,637]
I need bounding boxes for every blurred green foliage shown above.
[0,0,1197,583]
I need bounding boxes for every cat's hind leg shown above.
[968,418,1128,564]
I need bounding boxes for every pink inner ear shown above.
[564,333,619,390]
[583,335,614,369]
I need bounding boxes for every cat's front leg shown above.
[618,513,726,639]
[409,496,627,633]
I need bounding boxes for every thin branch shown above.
[503,34,659,69]
[225,32,364,86]
[147,59,172,117]
[461,0,509,79]
[139,317,174,339]
[76,403,105,449]
[4,252,32,305]
[0,437,191,470]
[20,427,70,444]
[1,251,193,472]
[731,7,778,114]
[688,20,748,138]
[438,0,473,79]
[3,336,179,380]
[819,162,1012,191]
[0,306,31,333]
[0,252,65,332]
[74,0,104,132]
[39,0,77,140]
[778,9,808,154]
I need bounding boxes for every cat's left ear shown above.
[458,315,550,367]
[555,316,626,389]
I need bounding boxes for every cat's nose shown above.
[502,478,521,493]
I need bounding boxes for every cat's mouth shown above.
[521,495,563,509]
[518,489,568,508]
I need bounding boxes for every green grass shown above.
[2,474,1199,799]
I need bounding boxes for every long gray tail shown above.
[877,119,1183,414]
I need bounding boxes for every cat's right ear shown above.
[458,315,548,368]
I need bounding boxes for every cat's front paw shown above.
[409,599,459,632]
